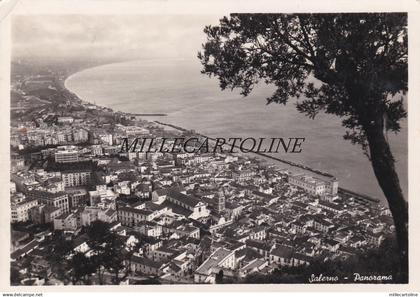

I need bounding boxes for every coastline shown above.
[63,58,190,107]
[64,60,130,107]
[63,62,333,176]
[154,121,380,204]
[63,61,381,205]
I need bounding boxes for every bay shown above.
[65,58,408,203]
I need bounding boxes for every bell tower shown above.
[217,188,226,213]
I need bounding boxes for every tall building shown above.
[61,170,91,187]
[26,190,69,214]
[217,189,226,213]
[54,146,79,163]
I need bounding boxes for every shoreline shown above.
[65,62,333,178]
[63,57,190,107]
[154,121,380,204]
[154,121,334,177]
[63,61,381,205]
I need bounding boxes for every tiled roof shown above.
[118,207,153,216]
[131,255,164,269]
[270,245,293,258]
[195,247,233,275]
[167,189,201,208]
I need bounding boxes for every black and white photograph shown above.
[2,0,418,290]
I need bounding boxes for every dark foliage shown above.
[215,269,224,284]
[46,159,97,172]
[85,220,139,285]
[198,13,408,279]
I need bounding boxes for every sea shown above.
[65,58,408,203]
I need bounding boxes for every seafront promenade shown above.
[63,71,382,205]
[154,121,380,204]
[10,67,393,286]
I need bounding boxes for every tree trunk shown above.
[97,266,104,285]
[112,269,120,285]
[365,123,408,282]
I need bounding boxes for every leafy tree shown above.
[87,220,111,246]
[86,221,112,284]
[10,268,22,285]
[69,252,96,285]
[215,269,224,284]
[22,256,33,279]
[101,233,139,285]
[86,220,139,285]
[89,253,107,285]
[198,13,408,279]
[46,232,73,282]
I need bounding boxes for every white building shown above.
[114,181,131,195]
[80,206,117,226]
[89,185,118,209]
[57,117,74,124]
[288,174,338,196]
[54,146,79,163]
[10,182,16,194]
[62,170,91,187]
[194,248,236,283]
[11,194,39,223]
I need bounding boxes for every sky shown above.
[12,14,222,61]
